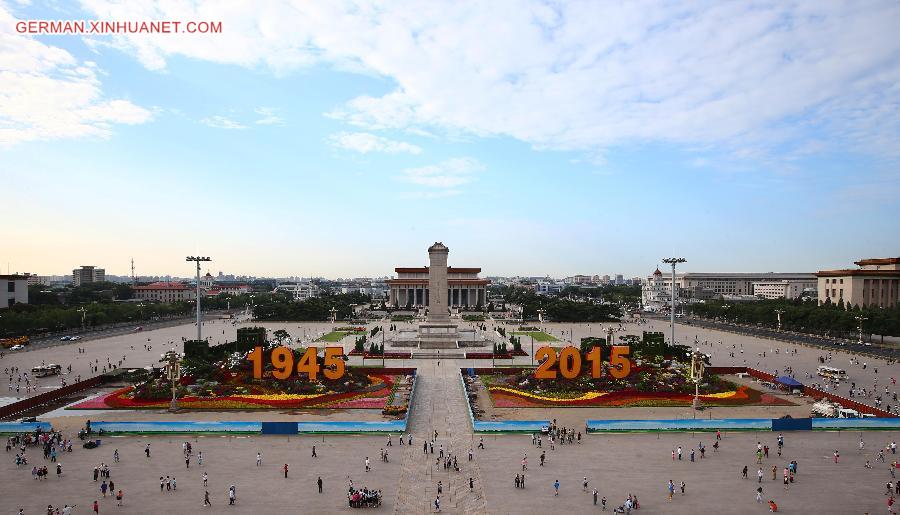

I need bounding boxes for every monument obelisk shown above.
[426,242,450,323]
[417,242,458,348]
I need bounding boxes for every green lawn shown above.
[316,331,348,342]
[510,331,558,342]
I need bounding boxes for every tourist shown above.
[365,457,370,472]
[116,489,123,506]
[256,452,262,466]
[554,479,560,496]
[283,463,288,478]
[318,476,323,493]
[204,490,211,507]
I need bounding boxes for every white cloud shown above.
[330,131,421,155]
[200,115,246,130]
[76,1,900,160]
[399,157,484,189]
[0,5,152,146]
[254,107,284,125]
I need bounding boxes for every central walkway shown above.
[394,360,487,514]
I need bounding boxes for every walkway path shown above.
[393,360,486,514]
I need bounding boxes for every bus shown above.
[31,364,62,377]
[817,365,848,381]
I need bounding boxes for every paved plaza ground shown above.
[1,317,898,513]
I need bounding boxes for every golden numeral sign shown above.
[534,346,631,379]
[248,346,346,380]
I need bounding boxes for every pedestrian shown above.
[365,457,370,472]
[172,477,176,491]
[312,445,317,458]
[317,476,322,493]
[203,472,208,487]
[204,490,211,507]
[92,500,99,514]
[198,451,203,466]
[228,486,235,505]
[583,477,588,491]
[283,463,288,478]
[256,452,261,466]
[756,486,764,503]
[554,479,560,496]
[680,481,685,495]
[116,489,123,506]
[160,477,164,492]
[758,468,763,483]
[470,477,474,491]
[742,465,748,479]
[593,488,598,505]
[667,480,674,501]
[145,444,150,458]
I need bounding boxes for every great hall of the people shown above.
[386,267,489,308]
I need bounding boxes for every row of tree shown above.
[503,289,623,322]
[251,292,371,321]
[690,299,900,338]
[0,301,194,336]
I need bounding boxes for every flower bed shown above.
[69,374,405,410]
[487,384,795,408]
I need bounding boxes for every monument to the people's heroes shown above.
[416,242,460,348]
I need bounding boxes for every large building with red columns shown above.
[387,266,489,309]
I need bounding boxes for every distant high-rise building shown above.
[615,274,624,285]
[72,266,105,287]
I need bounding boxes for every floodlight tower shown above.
[661,257,686,346]
[186,256,212,341]
[774,309,785,332]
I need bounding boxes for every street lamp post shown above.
[77,307,86,330]
[535,308,546,367]
[329,307,337,325]
[661,257,686,346]
[774,309,785,332]
[186,256,212,342]
[855,315,868,345]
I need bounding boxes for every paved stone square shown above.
[1,318,898,513]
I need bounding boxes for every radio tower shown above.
[131,258,136,286]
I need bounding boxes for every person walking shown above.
[312,445,317,458]
[228,486,236,505]
[317,476,322,493]
[554,479,560,496]
[116,489,123,506]
[203,490,211,507]
[667,480,675,501]
[742,465,748,479]
[256,453,262,466]
[756,486,764,503]
[203,472,208,487]
[283,463,289,478]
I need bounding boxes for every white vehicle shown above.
[817,365,848,381]
[10,345,25,351]
[59,336,71,341]
[837,408,860,419]
[31,364,62,377]
[69,336,81,341]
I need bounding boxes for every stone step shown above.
[412,352,466,359]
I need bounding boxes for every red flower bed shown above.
[489,385,795,408]
[69,375,401,410]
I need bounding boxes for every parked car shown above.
[10,345,25,351]
[59,336,71,341]
[69,336,82,341]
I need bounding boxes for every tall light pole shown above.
[535,308,546,366]
[77,307,87,330]
[329,307,337,325]
[855,315,867,345]
[186,256,212,341]
[661,257,686,346]
[774,309,785,332]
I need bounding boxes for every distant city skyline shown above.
[2,2,898,277]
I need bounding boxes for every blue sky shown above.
[1,1,898,279]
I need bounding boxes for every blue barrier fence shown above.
[0,421,53,434]
[587,419,771,432]
[460,372,548,433]
[587,418,900,433]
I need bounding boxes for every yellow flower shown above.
[699,391,736,399]
[236,393,324,400]
[488,386,608,402]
